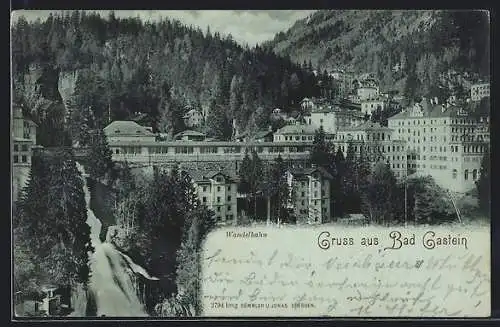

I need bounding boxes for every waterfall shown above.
[75,162,157,317]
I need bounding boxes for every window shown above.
[22,155,27,163]
[464,169,469,181]
[217,186,221,192]
[301,192,305,197]
[202,197,207,203]
[473,169,478,180]
[217,207,221,212]
[314,191,318,197]
[227,196,231,201]
[202,186,207,192]
[21,145,28,152]
[227,205,231,211]
[115,149,119,154]
[217,197,221,203]
[301,200,305,205]
[14,155,18,163]
[14,144,19,152]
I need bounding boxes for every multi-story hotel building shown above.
[388,100,489,193]
[286,166,332,224]
[304,108,365,135]
[189,169,238,225]
[12,107,38,202]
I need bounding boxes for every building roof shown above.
[174,130,206,139]
[104,121,155,137]
[276,124,318,135]
[388,101,474,120]
[337,121,391,132]
[288,166,334,180]
[253,130,273,140]
[188,169,236,183]
[13,137,33,143]
[106,139,312,147]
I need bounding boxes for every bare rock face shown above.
[58,70,79,123]
[22,63,66,123]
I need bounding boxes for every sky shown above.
[11,10,316,47]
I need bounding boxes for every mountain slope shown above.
[265,10,490,99]
[11,11,323,147]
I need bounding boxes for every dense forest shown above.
[13,148,94,309]
[11,11,327,147]
[265,10,490,101]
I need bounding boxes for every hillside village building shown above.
[274,124,317,143]
[286,166,332,224]
[361,97,386,116]
[12,107,38,202]
[470,82,490,102]
[305,107,365,135]
[189,170,238,225]
[357,86,379,102]
[174,130,206,141]
[104,120,156,143]
[388,100,489,193]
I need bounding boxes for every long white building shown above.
[388,100,489,193]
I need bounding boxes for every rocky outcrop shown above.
[22,63,66,124]
[58,70,79,122]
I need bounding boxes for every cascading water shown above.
[75,162,158,317]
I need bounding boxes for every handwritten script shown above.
[200,225,490,317]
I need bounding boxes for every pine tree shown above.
[229,75,242,117]
[361,161,398,225]
[332,147,346,217]
[476,147,490,216]
[46,149,94,284]
[264,155,289,224]
[412,176,456,224]
[250,150,264,218]
[311,126,331,168]
[238,149,252,196]
[205,102,231,140]
[86,128,114,181]
[70,105,95,147]
[342,142,358,214]
[16,149,93,292]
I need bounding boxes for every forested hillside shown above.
[11,11,323,147]
[265,10,490,100]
